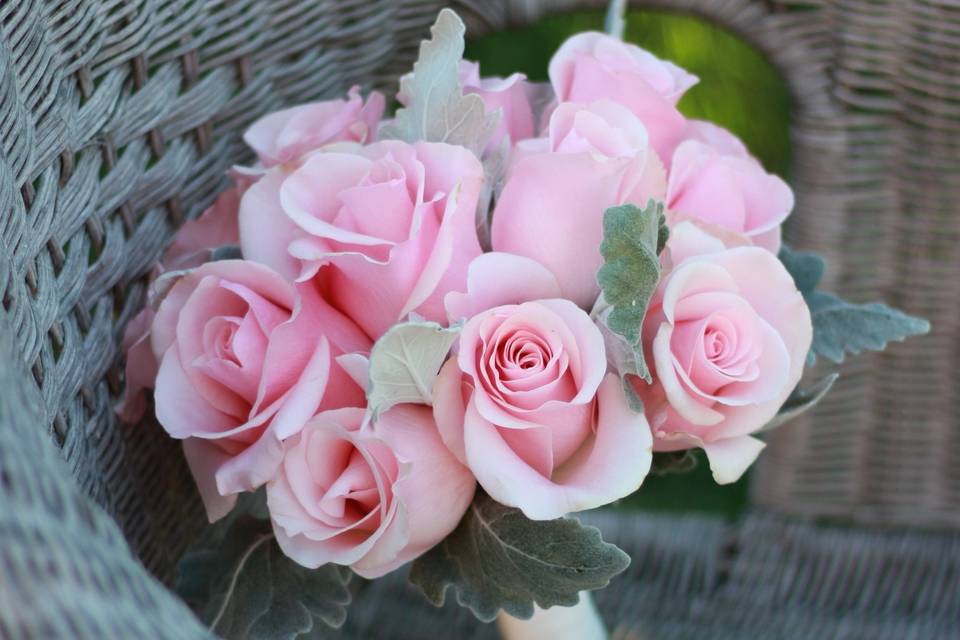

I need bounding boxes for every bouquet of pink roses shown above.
[118,8,928,636]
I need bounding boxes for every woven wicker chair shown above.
[0,1,957,638]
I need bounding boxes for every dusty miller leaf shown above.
[779,246,929,365]
[211,244,243,261]
[409,491,630,622]
[380,9,498,156]
[367,320,460,418]
[597,200,667,383]
[177,517,351,639]
[807,291,930,364]
[760,373,839,433]
[476,138,508,251]
[526,81,556,135]
[778,245,824,296]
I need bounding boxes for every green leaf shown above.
[760,373,839,433]
[808,292,930,364]
[476,138,508,251]
[380,9,498,156]
[211,245,243,261]
[367,320,461,418]
[779,246,930,365]
[597,200,667,383]
[409,492,630,622]
[778,245,824,296]
[177,517,351,639]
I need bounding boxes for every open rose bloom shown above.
[118,9,926,631]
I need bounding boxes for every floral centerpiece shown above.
[117,7,928,639]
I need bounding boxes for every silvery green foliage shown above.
[366,320,461,419]
[409,492,630,622]
[762,373,838,433]
[778,246,930,365]
[380,9,498,157]
[476,138,508,251]
[211,244,243,261]
[807,292,930,364]
[597,200,668,383]
[768,246,929,427]
[177,512,351,639]
[778,245,825,298]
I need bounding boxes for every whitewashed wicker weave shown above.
[0,1,957,638]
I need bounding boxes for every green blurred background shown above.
[466,9,793,517]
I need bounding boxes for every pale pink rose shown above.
[667,123,793,253]
[151,260,370,521]
[680,119,750,157]
[116,185,247,423]
[632,230,812,484]
[237,163,305,282]
[244,86,385,167]
[240,140,485,339]
[548,32,698,159]
[434,255,652,519]
[662,219,752,269]
[267,405,475,578]
[459,60,534,153]
[491,100,666,309]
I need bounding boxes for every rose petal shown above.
[182,438,238,522]
[445,253,563,323]
[238,167,305,281]
[701,435,765,484]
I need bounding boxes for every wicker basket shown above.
[1,1,957,638]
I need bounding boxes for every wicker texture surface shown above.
[0,0,957,639]
[0,311,211,640]
[324,510,960,640]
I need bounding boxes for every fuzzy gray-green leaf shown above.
[409,492,630,622]
[177,517,351,639]
[367,321,460,418]
[808,292,930,364]
[778,245,824,296]
[597,200,666,383]
[380,9,498,156]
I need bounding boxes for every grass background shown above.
[466,9,793,517]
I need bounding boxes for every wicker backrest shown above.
[0,3,956,629]
[457,0,960,531]
[0,0,463,587]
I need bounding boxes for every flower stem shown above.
[605,0,627,40]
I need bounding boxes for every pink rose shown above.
[434,254,652,520]
[632,226,812,483]
[116,185,246,423]
[667,123,794,252]
[459,60,534,153]
[240,140,485,339]
[151,260,370,521]
[267,406,475,578]
[244,86,385,167]
[491,100,666,309]
[548,32,698,159]
[680,119,750,157]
